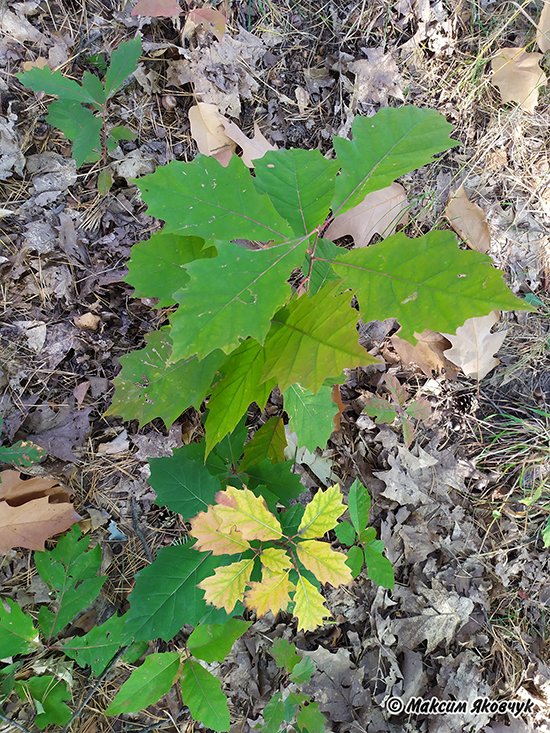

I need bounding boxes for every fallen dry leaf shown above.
[390,330,459,380]
[220,119,277,168]
[188,103,235,167]
[188,7,226,43]
[537,0,550,52]
[131,0,182,16]
[491,47,547,114]
[445,185,491,253]
[0,470,81,553]
[442,311,508,381]
[325,182,409,247]
[349,49,404,108]
[26,405,92,462]
[295,86,310,115]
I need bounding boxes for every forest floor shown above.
[1,0,550,731]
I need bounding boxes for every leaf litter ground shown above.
[1,0,550,732]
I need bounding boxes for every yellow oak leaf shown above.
[260,547,292,577]
[293,576,330,631]
[214,486,282,541]
[245,571,294,617]
[298,485,345,539]
[198,558,254,613]
[189,505,251,555]
[297,540,352,587]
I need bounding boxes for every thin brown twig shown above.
[0,709,36,733]
[60,645,129,733]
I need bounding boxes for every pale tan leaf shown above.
[390,330,459,380]
[220,119,278,168]
[325,183,409,247]
[491,47,547,114]
[0,482,82,553]
[188,103,235,167]
[536,1,550,53]
[295,86,310,115]
[444,185,491,254]
[348,49,404,108]
[442,311,508,381]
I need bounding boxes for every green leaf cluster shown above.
[110,105,531,461]
[17,39,140,168]
[257,639,325,733]
[335,479,394,588]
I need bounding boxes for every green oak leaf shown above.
[254,148,340,235]
[271,638,301,673]
[72,115,102,166]
[363,544,394,589]
[106,652,180,715]
[109,125,136,141]
[62,613,125,676]
[125,233,216,307]
[239,415,287,472]
[260,693,286,733]
[345,545,364,579]
[0,439,45,466]
[81,71,106,106]
[104,38,142,99]
[348,479,371,536]
[170,237,309,361]
[15,676,71,728]
[289,656,315,684]
[136,154,294,242]
[332,106,457,215]
[305,238,341,296]
[0,598,39,658]
[108,330,225,427]
[17,66,99,105]
[242,458,303,505]
[187,619,251,662]
[122,545,234,642]
[334,521,356,546]
[46,100,97,141]
[34,525,106,640]
[261,282,379,393]
[204,338,276,456]
[330,230,534,343]
[283,382,338,452]
[296,701,327,733]
[148,448,221,520]
[180,659,230,732]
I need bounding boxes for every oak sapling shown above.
[17,38,142,192]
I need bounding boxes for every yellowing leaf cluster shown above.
[189,485,352,631]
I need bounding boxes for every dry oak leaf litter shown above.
[131,0,182,16]
[491,47,547,114]
[445,185,491,254]
[0,470,82,553]
[442,311,508,381]
[325,182,409,247]
[348,48,405,109]
[390,329,459,380]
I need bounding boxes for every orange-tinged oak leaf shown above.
[296,540,352,587]
[293,576,330,631]
[260,547,292,577]
[214,486,282,541]
[245,571,294,617]
[198,558,254,613]
[298,485,345,539]
[189,505,250,555]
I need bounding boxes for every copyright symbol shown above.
[386,696,404,714]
